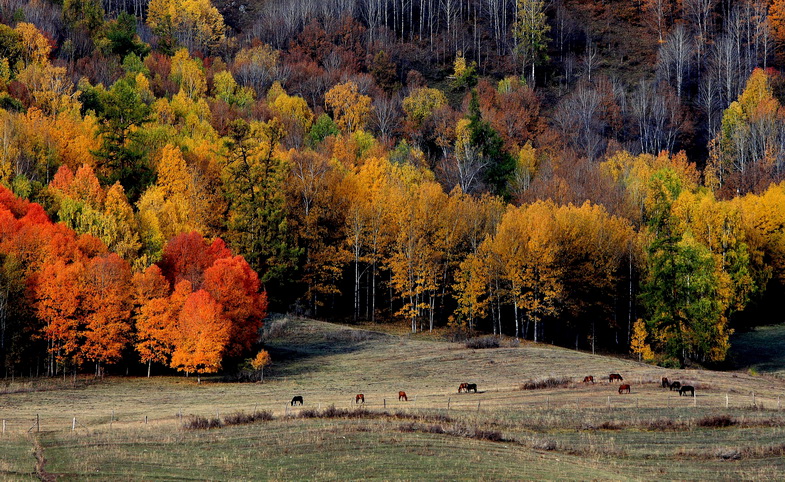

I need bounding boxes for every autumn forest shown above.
[1,0,785,379]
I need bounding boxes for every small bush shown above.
[223,410,274,426]
[466,336,500,349]
[184,415,223,430]
[646,418,680,431]
[532,438,557,450]
[520,377,571,390]
[473,429,504,442]
[697,415,736,428]
[715,448,741,460]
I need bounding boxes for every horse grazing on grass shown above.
[679,385,695,397]
[466,383,477,393]
[669,381,681,391]
[583,376,595,384]
[355,394,365,404]
[618,384,631,394]
[398,391,408,401]
[661,377,670,388]
[458,383,469,393]
[291,396,303,406]
[609,373,623,383]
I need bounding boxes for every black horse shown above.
[679,386,695,397]
[466,383,477,393]
[291,396,304,405]
[669,381,681,391]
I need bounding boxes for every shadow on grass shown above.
[263,321,394,377]
[728,324,785,374]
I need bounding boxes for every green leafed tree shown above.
[221,118,301,296]
[513,0,550,85]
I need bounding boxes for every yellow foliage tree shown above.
[324,81,372,133]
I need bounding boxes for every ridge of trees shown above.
[2,0,785,375]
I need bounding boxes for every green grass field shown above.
[2,317,785,480]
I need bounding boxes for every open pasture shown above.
[1,317,785,480]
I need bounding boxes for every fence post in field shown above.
[447,397,451,410]
[36,414,39,432]
[752,392,756,407]
[72,417,76,432]
[546,396,549,410]
[477,401,481,412]
[778,396,781,410]
[726,394,729,409]
[2,419,5,435]
[693,392,697,407]
[145,415,148,424]
[607,396,610,409]
[636,398,639,408]
[383,398,386,409]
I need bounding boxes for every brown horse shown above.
[618,384,631,394]
[355,394,365,404]
[609,373,623,382]
[661,377,670,388]
[583,376,595,384]
[398,391,408,401]
[458,383,469,393]
[679,385,694,397]
[669,381,681,391]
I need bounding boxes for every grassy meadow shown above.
[1,317,785,480]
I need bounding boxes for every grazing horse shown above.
[291,396,303,406]
[661,377,670,388]
[398,391,408,401]
[583,376,595,384]
[458,383,469,393]
[609,373,623,383]
[355,394,365,404]
[466,383,477,393]
[669,381,681,391]
[618,384,631,394]
[679,385,695,397]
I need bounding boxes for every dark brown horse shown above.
[609,373,623,382]
[618,384,631,394]
[669,381,681,391]
[661,377,670,388]
[291,396,303,405]
[466,383,477,393]
[679,385,694,397]
[398,391,408,401]
[458,383,469,393]
[355,394,365,404]
[583,376,595,384]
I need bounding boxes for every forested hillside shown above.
[1,0,784,377]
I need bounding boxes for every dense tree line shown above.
[1,0,785,377]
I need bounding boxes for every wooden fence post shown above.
[36,414,39,433]
[145,415,148,424]
[546,397,550,410]
[477,401,481,412]
[447,398,451,410]
[752,392,756,407]
[2,419,5,435]
[607,396,610,409]
[72,417,76,432]
[383,398,386,409]
[726,394,729,409]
